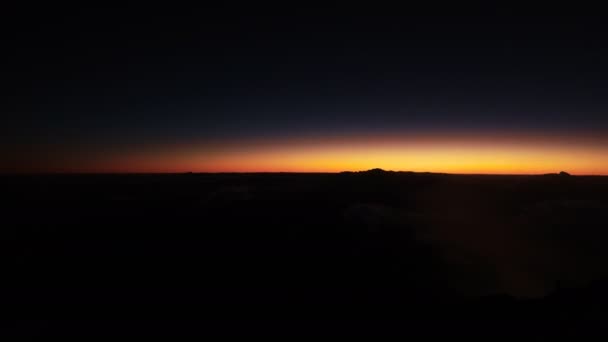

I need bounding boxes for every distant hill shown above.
[542,171,572,177]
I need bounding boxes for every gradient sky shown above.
[3,5,608,174]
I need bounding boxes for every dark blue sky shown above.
[2,5,608,172]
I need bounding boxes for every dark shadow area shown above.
[1,171,608,337]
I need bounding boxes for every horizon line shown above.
[2,170,606,176]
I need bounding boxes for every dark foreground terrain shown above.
[2,171,608,337]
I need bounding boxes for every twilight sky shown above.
[3,5,608,174]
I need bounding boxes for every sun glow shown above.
[68,131,608,175]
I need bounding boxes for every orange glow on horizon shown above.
[37,132,608,175]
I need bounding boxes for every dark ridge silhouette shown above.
[541,171,572,178]
[341,168,394,175]
[2,172,608,337]
[363,168,391,174]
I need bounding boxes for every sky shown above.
[2,5,608,174]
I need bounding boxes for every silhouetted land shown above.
[2,171,608,337]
